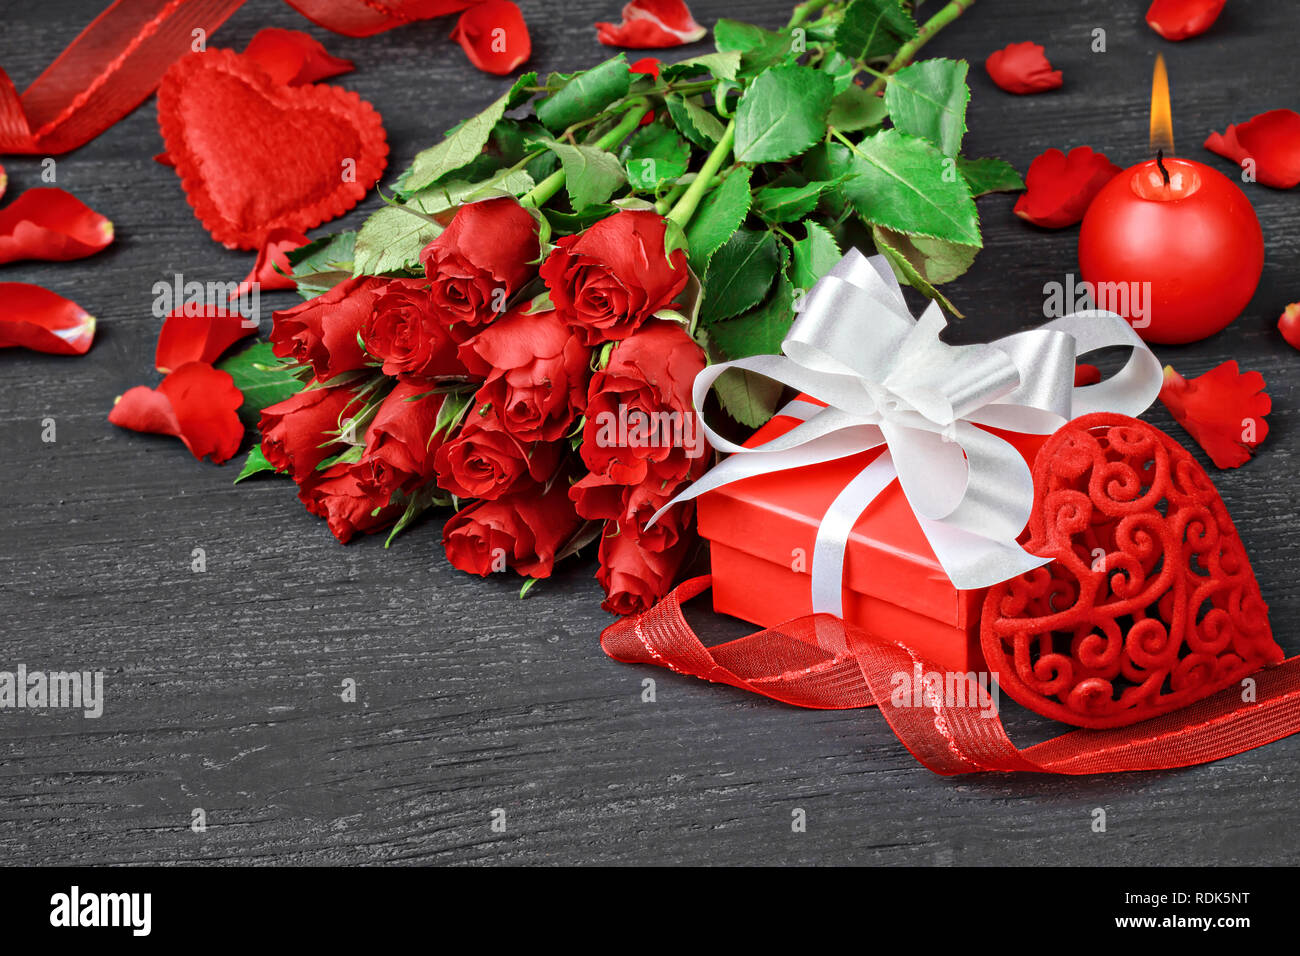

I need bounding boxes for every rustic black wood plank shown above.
[1,0,1298,866]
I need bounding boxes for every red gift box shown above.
[697,402,1046,674]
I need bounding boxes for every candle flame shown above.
[1149,54,1174,155]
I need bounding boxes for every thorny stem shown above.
[521,99,652,209]
[665,119,736,228]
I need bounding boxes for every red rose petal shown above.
[985,42,1063,94]
[452,1,531,75]
[1204,109,1300,190]
[0,188,113,264]
[1074,363,1101,387]
[1146,0,1226,41]
[241,28,355,86]
[0,283,95,356]
[1278,302,1300,350]
[155,304,258,374]
[1013,146,1122,228]
[108,362,245,464]
[630,57,662,79]
[1159,361,1270,469]
[597,0,706,48]
[231,228,310,302]
[156,49,388,250]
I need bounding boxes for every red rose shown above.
[270,276,385,380]
[597,520,693,616]
[419,196,540,336]
[570,467,700,554]
[434,405,561,500]
[458,307,591,442]
[298,462,401,543]
[580,320,706,485]
[259,380,366,483]
[442,478,581,579]
[356,381,448,501]
[540,209,689,345]
[360,278,464,381]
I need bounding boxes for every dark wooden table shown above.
[2,0,1297,866]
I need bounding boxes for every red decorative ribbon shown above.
[0,0,461,155]
[601,577,1300,775]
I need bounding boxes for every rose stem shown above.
[521,99,651,209]
[664,119,736,229]
[864,0,978,96]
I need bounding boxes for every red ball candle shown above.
[1078,157,1263,344]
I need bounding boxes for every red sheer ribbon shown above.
[0,0,459,155]
[601,577,1300,775]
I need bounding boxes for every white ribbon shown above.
[655,250,1163,616]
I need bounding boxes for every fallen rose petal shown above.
[597,0,707,48]
[108,362,245,463]
[0,188,113,264]
[985,42,1063,94]
[1146,0,1226,41]
[1160,361,1270,469]
[231,228,310,301]
[0,283,95,355]
[1074,363,1101,387]
[154,152,174,167]
[1205,109,1300,189]
[155,304,258,373]
[630,57,661,79]
[1013,146,1122,228]
[453,0,531,75]
[241,28,355,86]
[1279,302,1300,350]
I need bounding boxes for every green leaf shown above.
[666,94,725,149]
[398,75,535,194]
[872,225,977,285]
[701,228,780,324]
[217,341,304,426]
[708,262,796,359]
[620,123,690,191]
[734,65,835,163]
[752,180,834,223]
[828,86,889,133]
[791,220,842,292]
[234,444,280,484]
[541,140,626,210]
[714,19,795,73]
[384,485,452,547]
[287,232,356,299]
[834,0,917,63]
[839,128,981,247]
[537,55,632,131]
[661,51,742,82]
[712,368,784,428]
[872,226,963,317]
[958,156,1025,196]
[883,58,970,156]
[684,166,752,273]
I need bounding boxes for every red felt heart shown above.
[982,413,1282,729]
[156,49,387,250]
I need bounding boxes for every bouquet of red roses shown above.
[135,0,1015,613]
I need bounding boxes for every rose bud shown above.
[270,276,386,380]
[419,196,541,337]
[434,404,561,500]
[570,465,702,554]
[355,381,448,501]
[298,461,403,544]
[458,307,591,442]
[580,319,706,485]
[597,520,693,616]
[442,478,582,579]
[259,379,367,483]
[360,278,464,381]
[540,209,689,345]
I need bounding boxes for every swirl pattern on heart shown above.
[982,413,1283,728]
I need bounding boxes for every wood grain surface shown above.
[1,0,1297,866]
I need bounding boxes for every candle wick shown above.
[1156,149,1171,186]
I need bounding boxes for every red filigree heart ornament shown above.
[156,49,387,250]
[981,413,1281,729]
